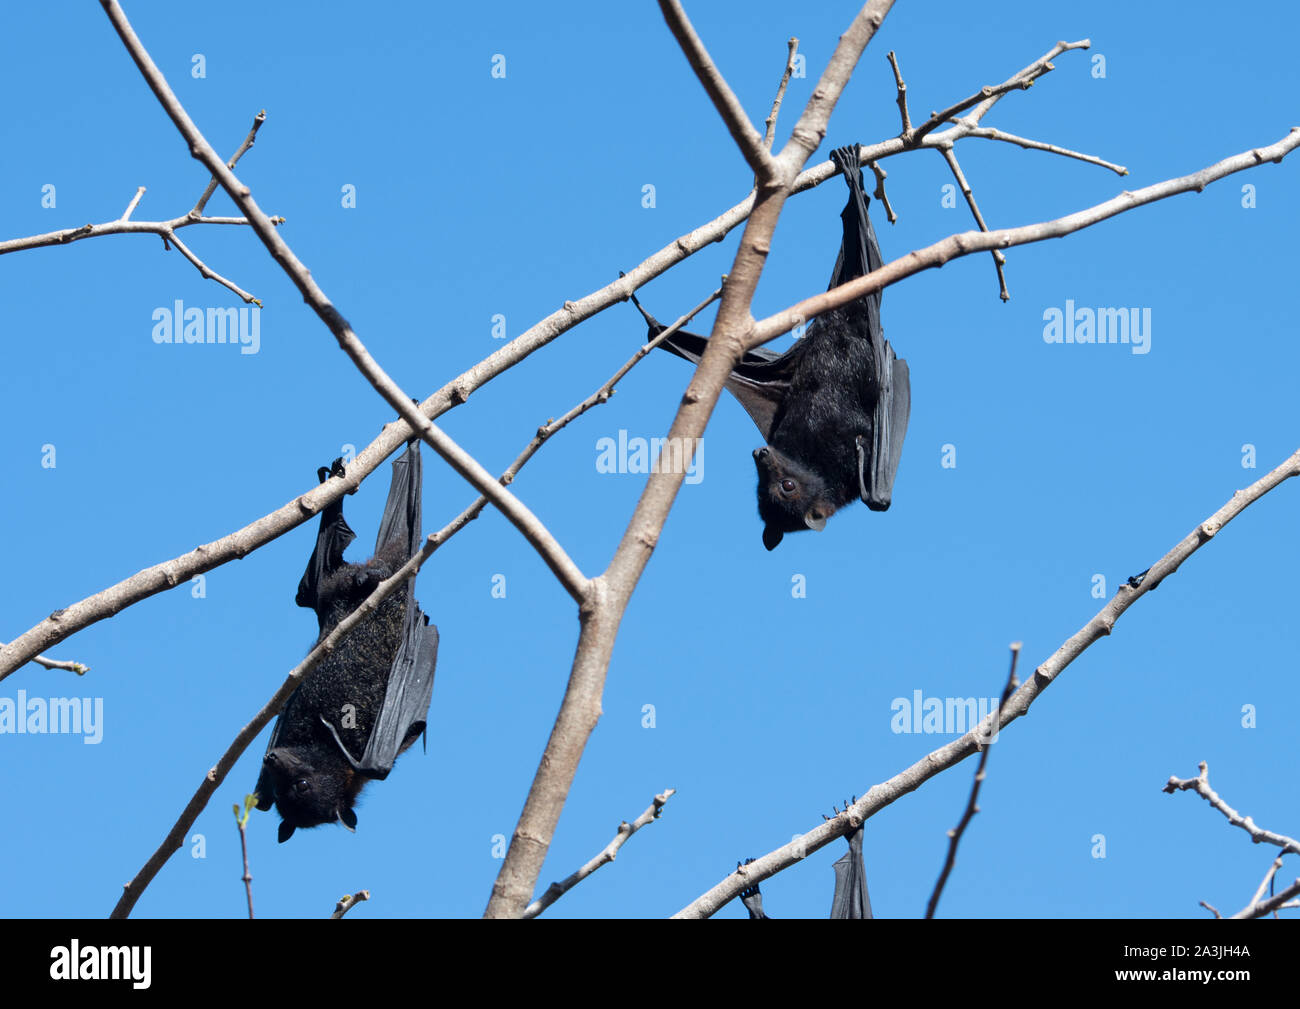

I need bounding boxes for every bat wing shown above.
[353,604,439,780]
[656,329,800,441]
[828,145,911,511]
[625,289,800,441]
[829,825,873,919]
[295,457,356,629]
[857,348,910,511]
[354,441,438,779]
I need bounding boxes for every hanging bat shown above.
[829,824,873,919]
[254,441,439,843]
[736,821,873,918]
[628,145,910,550]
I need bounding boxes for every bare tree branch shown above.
[777,0,897,168]
[1234,879,1300,919]
[0,205,267,304]
[886,50,911,134]
[762,38,799,152]
[875,41,1121,297]
[0,33,1115,682]
[659,0,774,175]
[485,0,896,920]
[194,110,266,215]
[960,124,1127,174]
[1163,761,1300,856]
[233,796,255,919]
[330,890,370,919]
[749,129,1300,348]
[866,159,896,223]
[925,643,1021,918]
[522,788,677,919]
[675,448,1300,917]
[98,0,589,603]
[2,646,90,675]
[937,144,1010,300]
[119,185,146,220]
[0,109,278,304]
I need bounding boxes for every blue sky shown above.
[1,0,1296,920]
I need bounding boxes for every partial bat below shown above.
[628,145,910,550]
[829,824,873,919]
[735,823,872,919]
[738,857,770,920]
[254,441,439,843]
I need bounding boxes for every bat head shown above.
[752,446,838,551]
[257,745,363,843]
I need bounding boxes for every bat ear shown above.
[338,808,358,832]
[277,821,296,844]
[762,525,784,551]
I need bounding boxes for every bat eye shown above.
[780,478,797,494]
[292,778,311,795]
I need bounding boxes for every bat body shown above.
[254,442,438,843]
[630,146,910,550]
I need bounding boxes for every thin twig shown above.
[523,789,677,919]
[913,74,1047,145]
[873,39,1122,299]
[925,642,1021,918]
[763,38,799,152]
[330,890,370,919]
[423,283,723,546]
[886,50,911,134]
[3,646,90,675]
[193,110,266,216]
[160,228,260,303]
[0,109,278,302]
[119,186,146,221]
[971,41,1090,123]
[866,160,896,223]
[1163,761,1300,856]
[675,448,1300,916]
[233,796,255,919]
[0,210,265,303]
[938,144,1009,300]
[961,124,1127,174]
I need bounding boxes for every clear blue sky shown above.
[1,0,1296,920]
